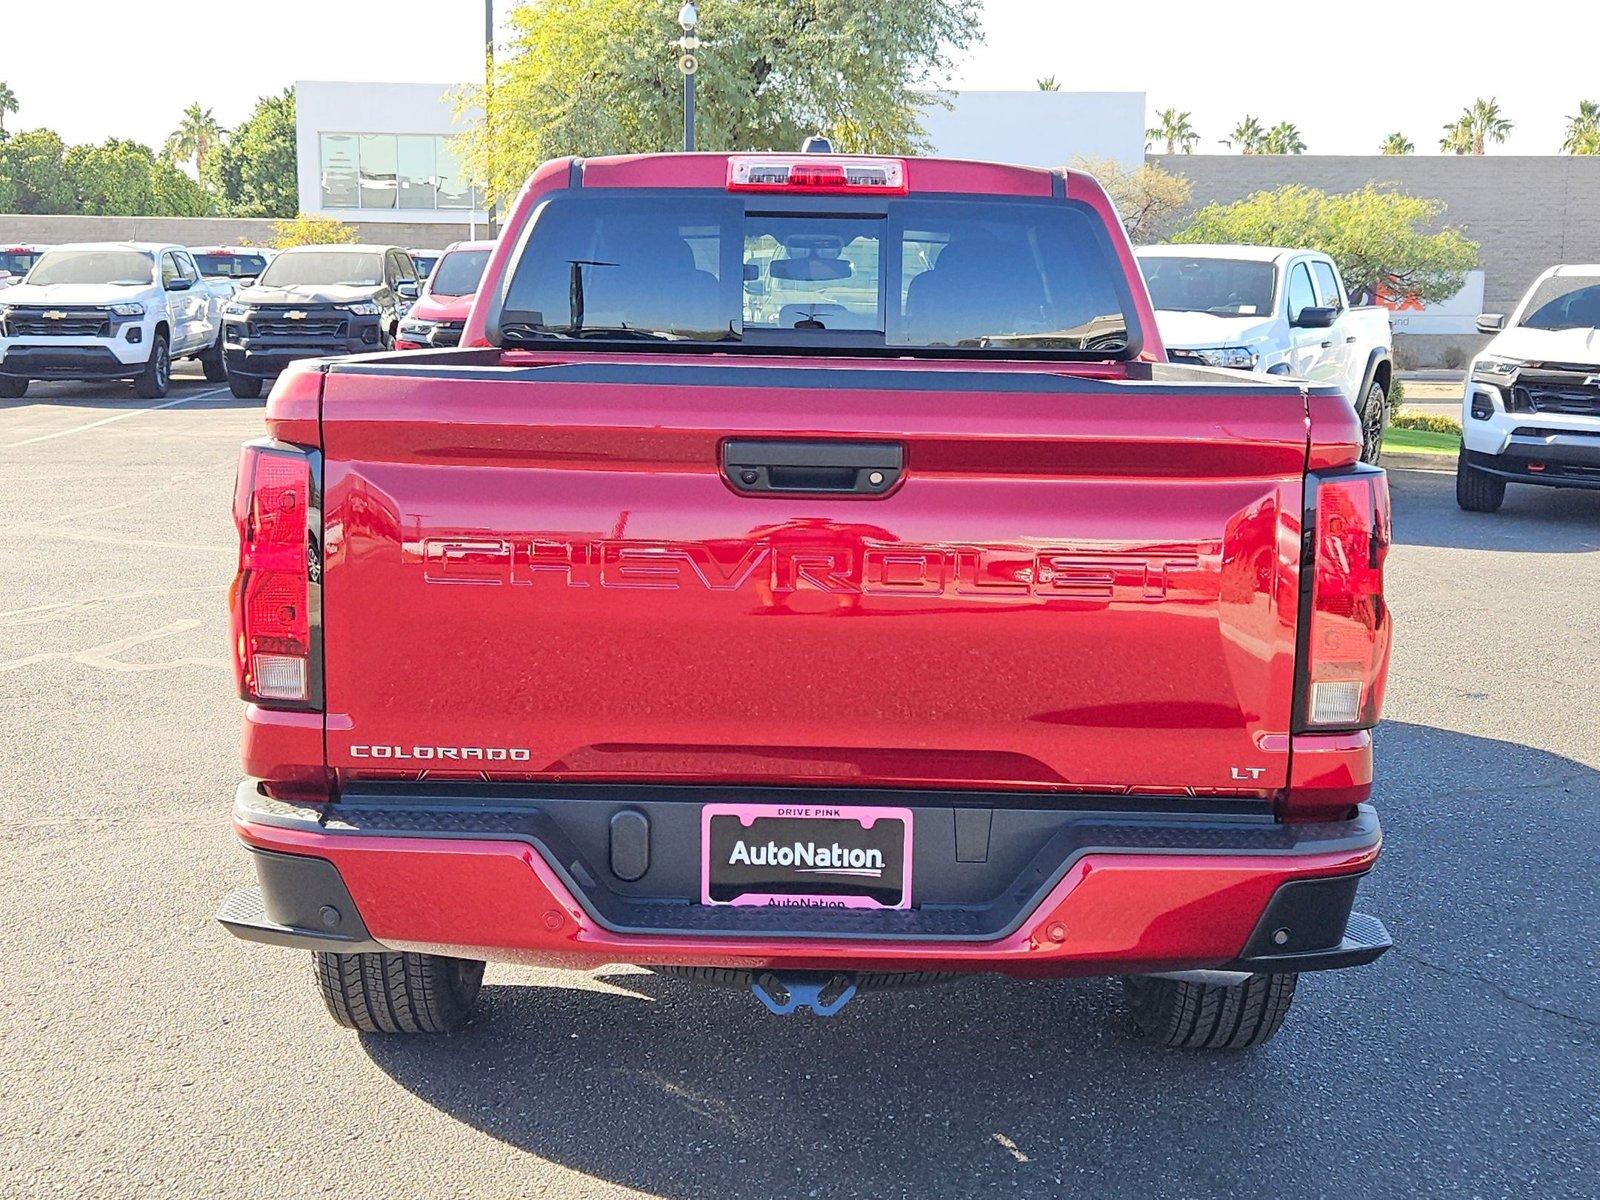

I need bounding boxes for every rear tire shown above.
[0,376,27,398]
[200,327,228,382]
[1121,972,1298,1050]
[228,373,263,400]
[1359,379,1388,464]
[133,333,170,399]
[1456,449,1506,512]
[313,950,485,1034]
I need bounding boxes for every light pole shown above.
[675,3,699,152]
[484,0,496,234]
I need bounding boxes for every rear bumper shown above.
[222,780,1388,978]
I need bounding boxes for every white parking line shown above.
[2,385,231,449]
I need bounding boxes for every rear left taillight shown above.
[230,439,320,708]
[1295,466,1392,732]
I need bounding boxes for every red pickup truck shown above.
[218,150,1393,1050]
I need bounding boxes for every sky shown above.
[4,0,1598,156]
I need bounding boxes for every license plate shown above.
[700,804,912,910]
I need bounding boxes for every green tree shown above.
[1223,115,1267,154]
[1072,156,1191,244]
[0,128,75,212]
[1263,121,1306,154]
[1380,132,1414,155]
[0,81,17,138]
[458,0,981,209]
[204,88,297,217]
[1174,184,1478,305]
[65,138,211,216]
[164,102,224,180]
[270,213,360,248]
[1443,98,1512,154]
[1036,75,1061,91]
[1562,100,1600,154]
[1146,107,1199,154]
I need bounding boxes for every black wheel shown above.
[1121,972,1298,1050]
[200,326,228,382]
[134,333,170,399]
[1359,380,1388,464]
[313,950,485,1034]
[0,376,27,398]
[1455,449,1506,512]
[228,373,263,400]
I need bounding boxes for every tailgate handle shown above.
[722,440,903,495]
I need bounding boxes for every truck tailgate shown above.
[318,356,1309,795]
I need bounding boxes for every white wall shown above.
[921,91,1147,170]
[295,80,487,227]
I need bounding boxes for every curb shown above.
[1381,449,1458,472]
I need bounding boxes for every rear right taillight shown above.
[1295,466,1392,732]
[230,439,320,708]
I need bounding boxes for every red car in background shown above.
[394,240,494,349]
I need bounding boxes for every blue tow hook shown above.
[751,971,859,1017]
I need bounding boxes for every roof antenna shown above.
[800,134,833,153]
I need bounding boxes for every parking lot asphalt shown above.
[2,376,1596,1199]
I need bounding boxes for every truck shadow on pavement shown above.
[360,719,1598,1199]
[1387,464,1600,551]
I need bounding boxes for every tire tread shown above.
[312,950,483,1034]
[1123,972,1298,1051]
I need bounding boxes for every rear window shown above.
[427,249,490,297]
[194,253,267,278]
[499,190,1136,357]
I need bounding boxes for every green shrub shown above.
[1391,407,1462,435]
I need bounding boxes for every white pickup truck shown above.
[1137,244,1395,462]
[1458,263,1600,511]
[0,242,232,399]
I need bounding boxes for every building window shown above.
[320,134,359,208]
[397,135,437,210]
[319,133,478,211]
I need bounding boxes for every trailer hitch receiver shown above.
[750,971,859,1017]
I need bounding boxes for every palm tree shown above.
[1380,132,1414,155]
[1264,121,1306,155]
[1146,108,1199,155]
[1036,75,1061,92]
[1444,98,1512,155]
[0,81,17,137]
[1563,100,1600,154]
[1440,115,1473,155]
[1224,116,1267,154]
[163,103,225,179]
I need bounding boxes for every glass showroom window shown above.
[320,135,359,208]
[397,136,438,209]
[435,137,474,209]
[320,134,478,211]
[359,134,398,208]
